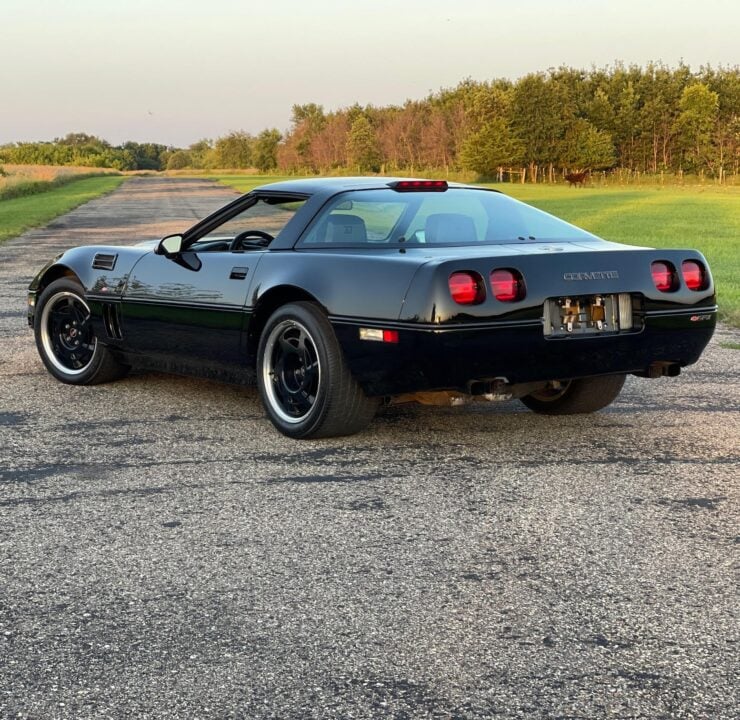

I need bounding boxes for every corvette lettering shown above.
[563,271,619,281]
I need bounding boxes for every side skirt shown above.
[114,350,256,386]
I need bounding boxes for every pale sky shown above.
[1,0,738,147]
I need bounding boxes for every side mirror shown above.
[157,234,184,256]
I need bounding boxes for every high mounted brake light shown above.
[389,180,448,192]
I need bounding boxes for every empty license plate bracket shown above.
[543,294,633,337]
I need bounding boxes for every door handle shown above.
[230,266,248,280]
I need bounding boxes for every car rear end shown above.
[339,245,716,396]
[300,180,716,398]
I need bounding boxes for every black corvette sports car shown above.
[28,177,717,438]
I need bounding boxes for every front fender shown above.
[29,245,152,296]
[27,245,152,327]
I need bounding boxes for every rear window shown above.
[298,188,597,247]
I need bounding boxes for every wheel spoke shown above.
[279,334,298,356]
[263,319,322,422]
[302,359,319,386]
[40,290,96,375]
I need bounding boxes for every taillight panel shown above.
[681,260,707,291]
[490,268,526,302]
[651,261,678,293]
[448,271,486,305]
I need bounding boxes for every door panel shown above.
[121,252,259,366]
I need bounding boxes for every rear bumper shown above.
[332,306,717,396]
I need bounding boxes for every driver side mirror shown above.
[156,233,184,256]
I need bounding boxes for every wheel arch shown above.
[36,264,82,295]
[246,284,326,362]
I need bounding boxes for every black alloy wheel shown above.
[34,278,129,385]
[257,302,379,438]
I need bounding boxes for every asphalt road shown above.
[1,178,738,719]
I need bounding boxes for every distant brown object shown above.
[565,171,590,187]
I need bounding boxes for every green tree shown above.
[57,132,108,149]
[252,128,281,172]
[290,103,326,168]
[122,142,169,170]
[673,83,720,172]
[214,131,253,168]
[188,139,216,169]
[346,115,381,172]
[166,150,192,170]
[560,120,616,170]
[459,118,522,176]
[587,87,615,133]
[510,73,568,181]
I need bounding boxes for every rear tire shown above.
[257,302,379,438]
[520,374,626,415]
[34,278,129,385]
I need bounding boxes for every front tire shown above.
[34,277,129,385]
[520,374,626,415]
[257,302,379,438]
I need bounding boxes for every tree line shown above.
[1,63,737,181]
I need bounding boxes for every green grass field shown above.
[0,175,125,243]
[213,176,739,327]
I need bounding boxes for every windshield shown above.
[299,188,597,247]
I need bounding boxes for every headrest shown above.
[325,214,368,244]
[424,213,478,244]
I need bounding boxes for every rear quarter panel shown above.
[248,248,430,319]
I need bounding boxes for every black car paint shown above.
[28,177,717,396]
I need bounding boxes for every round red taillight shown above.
[651,261,678,292]
[448,271,485,305]
[490,268,525,302]
[681,260,706,291]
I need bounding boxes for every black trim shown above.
[102,302,123,340]
[230,266,249,280]
[121,297,248,313]
[87,294,121,303]
[643,305,719,317]
[92,252,118,271]
[329,315,543,333]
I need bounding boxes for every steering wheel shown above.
[231,229,275,251]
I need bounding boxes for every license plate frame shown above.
[543,293,633,337]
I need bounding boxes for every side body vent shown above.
[92,253,118,271]
[102,303,123,340]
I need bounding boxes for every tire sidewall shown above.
[256,303,333,438]
[521,374,626,415]
[34,278,107,384]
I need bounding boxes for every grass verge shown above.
[0,172,117,201]
[0,176,126,243]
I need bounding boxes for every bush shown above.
[167,150,192,170]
